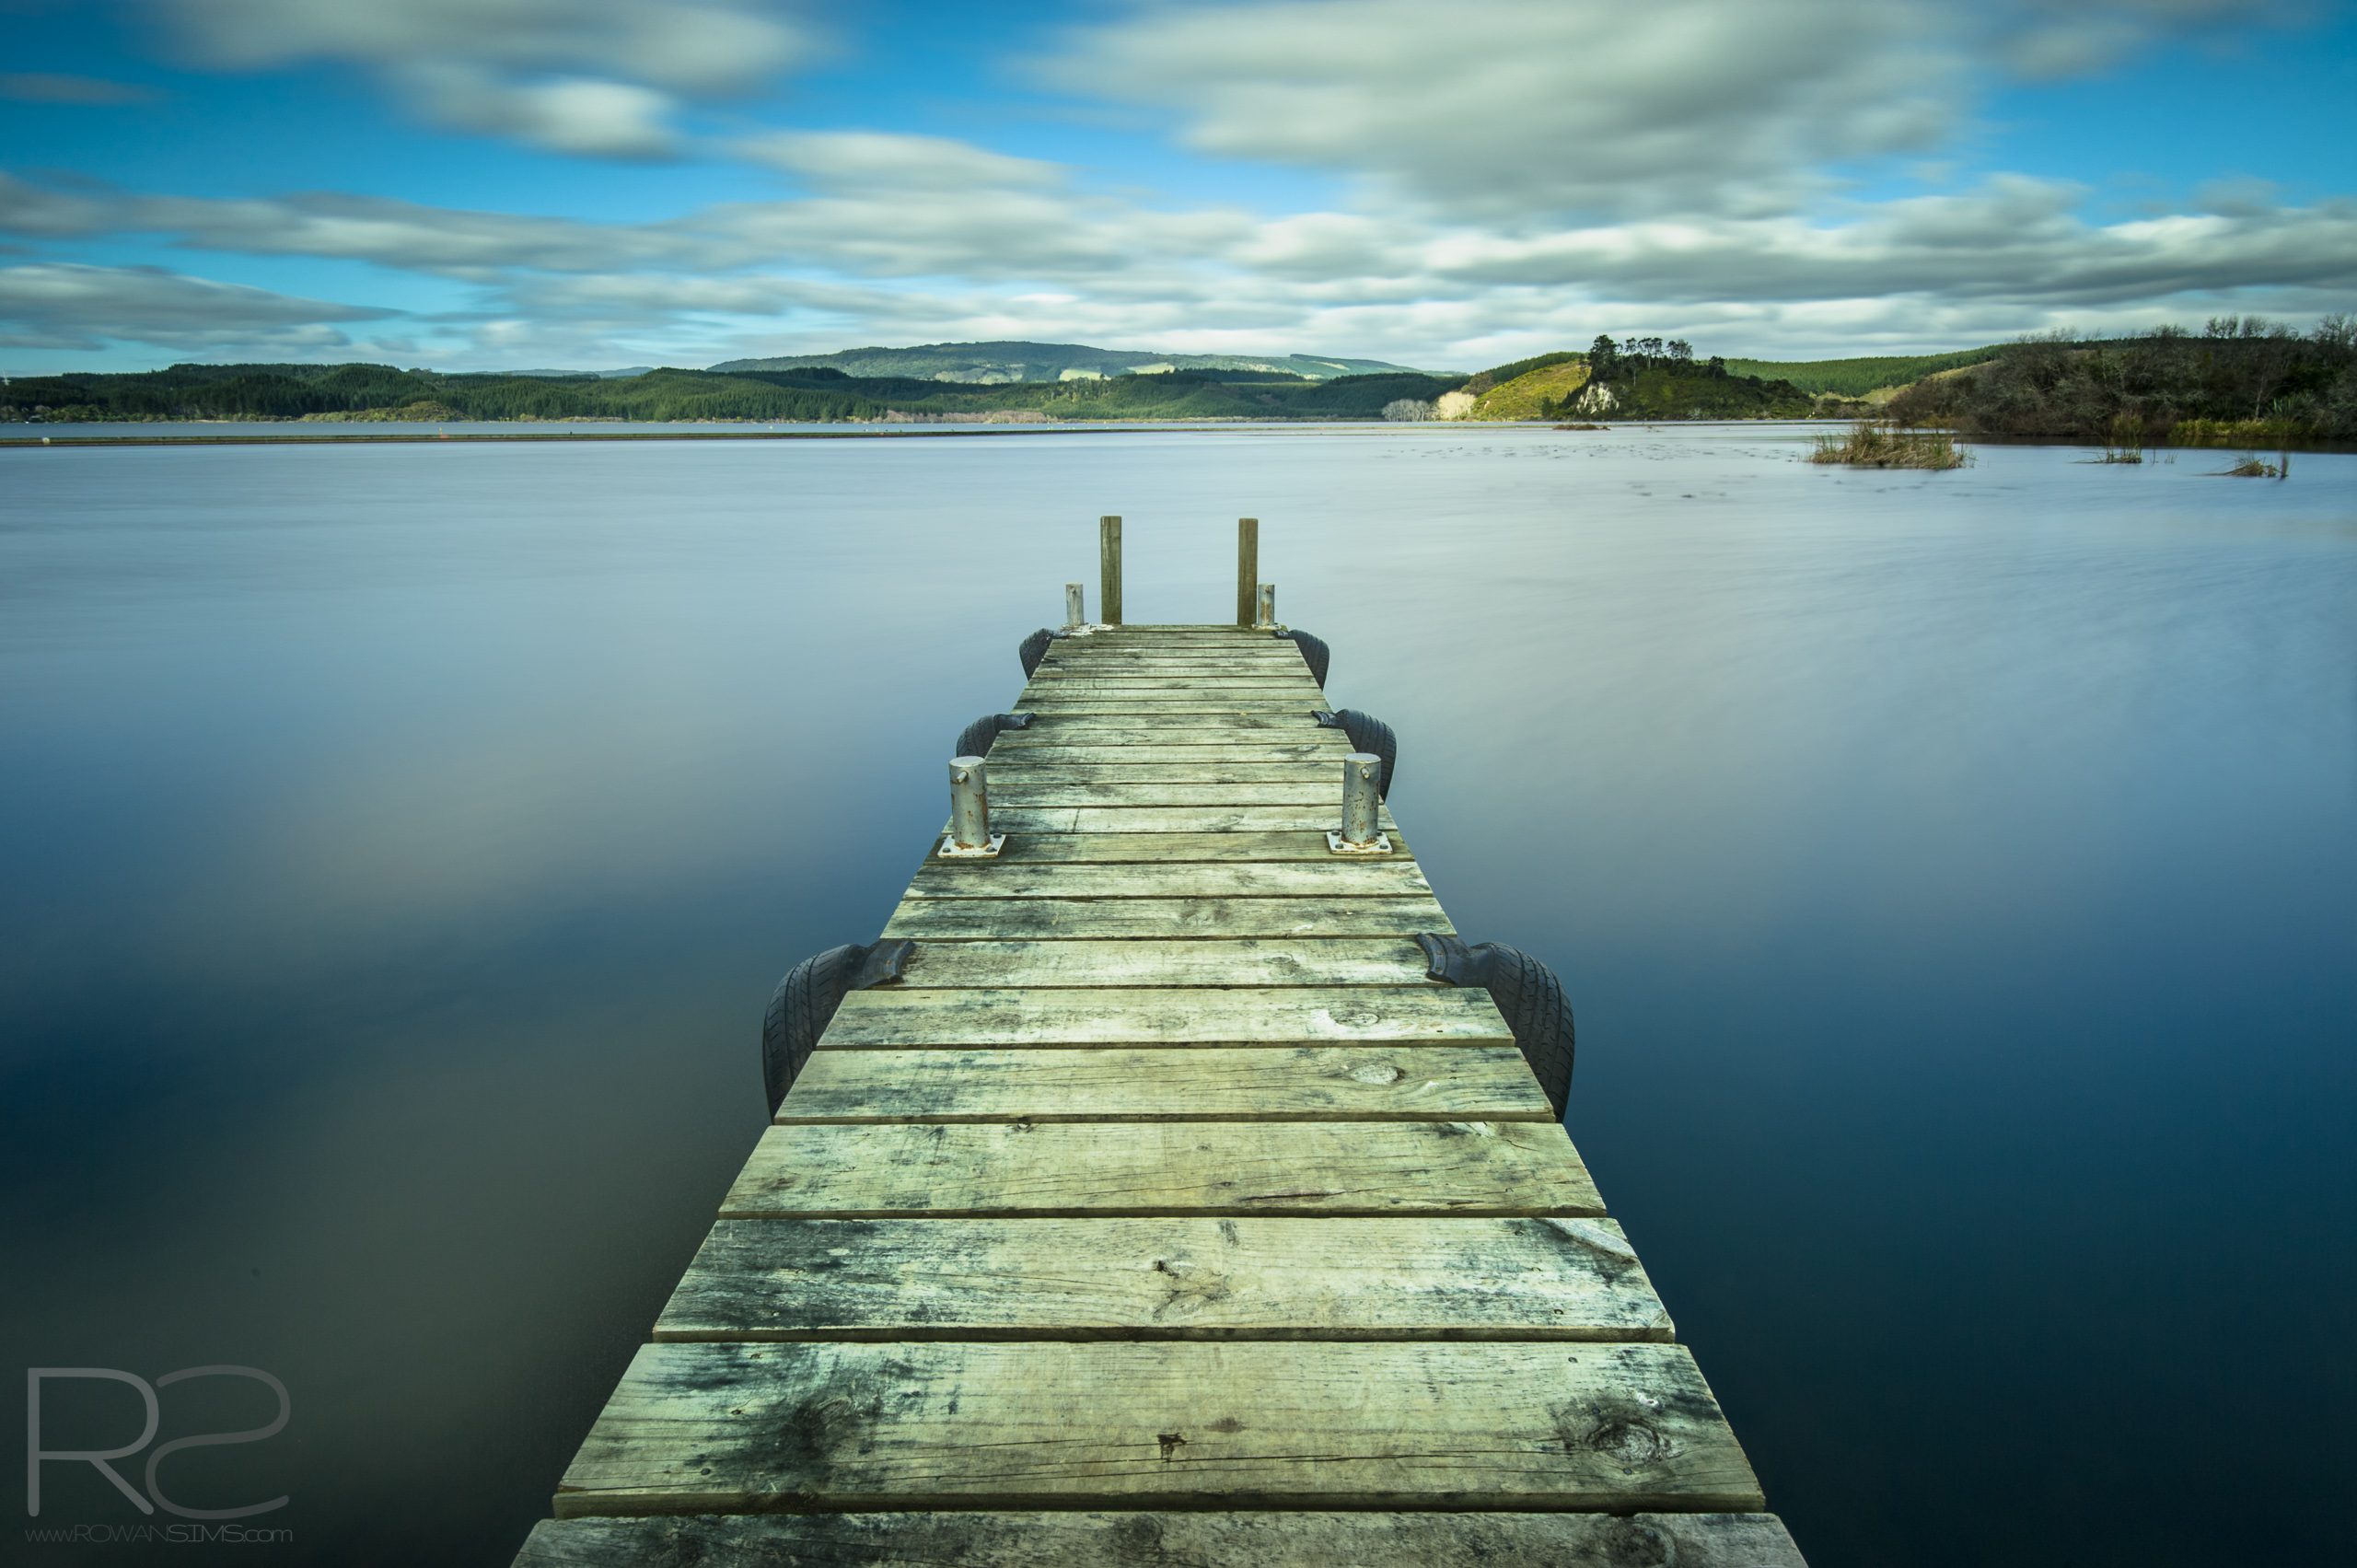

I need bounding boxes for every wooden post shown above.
[1099,516,1123,626]
[1341,752,1382,846]
[1257,582,1276,628]
[948,756,991,850]
[1065,583,1085,628]
[1236,517,1259,627]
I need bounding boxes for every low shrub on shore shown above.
[2170,417,2304,447]
[1808,420,1968,470]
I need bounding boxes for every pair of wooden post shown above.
[1091,515,1271,627]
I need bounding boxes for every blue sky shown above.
[4,0,2353,373]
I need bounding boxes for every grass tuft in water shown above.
[1808,419,1969,470]
[2097,412,2147,463]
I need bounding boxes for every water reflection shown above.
[3,429,2351,1565]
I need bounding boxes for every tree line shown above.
[1886,317,2357,440]
[1,362,1461,424]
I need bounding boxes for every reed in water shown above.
[1808,419,1969,470]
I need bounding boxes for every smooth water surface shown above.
[5,427,2352,1566]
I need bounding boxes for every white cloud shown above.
[0,261,395,351]
[1042,0,2313,221]
[736,131,1065,191]
[6,154,2356,366]
[0,177,704,277]
[144,0,818,157]
[404,69,679,157]
[1044,0,1965,221]
[152,0,807,88]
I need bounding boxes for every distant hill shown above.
[0,359,1462,424]
[1722,348,2007,399]
[1469,359,1590,419]
[496,366,656,380]
[709,340,1446,383]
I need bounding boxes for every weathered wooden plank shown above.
[552,1340,1758,1515]
[903,859,1434,899]
[1032,656,1312,668]
[998,715,1339,735]
[955,830,1414,864]
[1040,656,1309,669]
[883,897,1449,941]
[988,783,1341,807]
[819,985,1506,1049]
[1048,654,1299,663]
[1051,633,1299,645]
[1028,683,1320,693]
[1028,666,1318,675]
[984,761,1343,783]
[517,1511,1806,1568]
[654,1216,1669,1342]
[778,1045,1542,1122]
[1019,690,1318,700]
[1075,624,1281,633]
[946,805,1398,834]
[1024,675,1312,683]
[1050,642,1302,652]
[721,1120,1599,1219]
[892,937,1430,988]
[1039,672,1313,682]
[1020,693,1327,707]
[1039,670,1314,682]
[986,744,1351,763]
[1017,704,1327,716]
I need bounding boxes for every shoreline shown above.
[7,421,2352,452]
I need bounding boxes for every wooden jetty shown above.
[515,528,1805,1567]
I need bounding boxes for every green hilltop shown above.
[710,340,1446,382]
[1721,347,2009,399]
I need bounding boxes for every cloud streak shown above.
[143,0,819,157]
[0,262,394,352]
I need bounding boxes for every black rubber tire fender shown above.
[761,943,863,1115]
[1477,944,1576,1118]
[955,712,1034,760]
[1279,629,1331,688]
[1017,628,1060,679]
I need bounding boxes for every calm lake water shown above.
[5,426,2352,1567]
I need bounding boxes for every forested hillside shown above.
[711,339,1434,381]
[0,361,1459,424]
[1724,347,2007,398]
[1885,319,2357,440]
